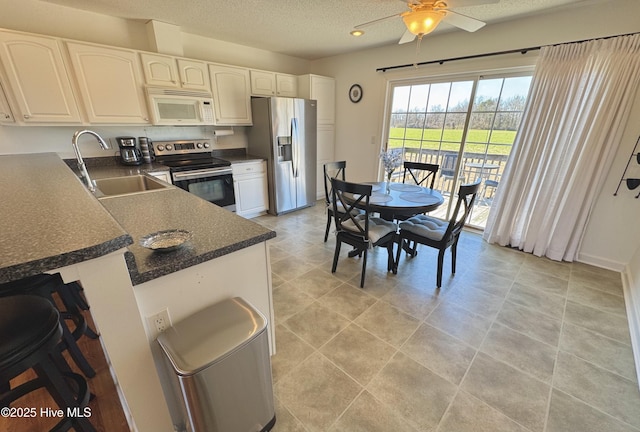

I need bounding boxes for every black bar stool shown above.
[0,274,96,378]
[0,295,96,432]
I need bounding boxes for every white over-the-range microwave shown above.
[146,86,215,125]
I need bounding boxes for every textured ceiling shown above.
[41,0,600,60]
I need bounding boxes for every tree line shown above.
[391,95,527,131]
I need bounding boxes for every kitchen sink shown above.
[93,175,170,198]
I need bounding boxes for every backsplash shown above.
[0,125,248,158]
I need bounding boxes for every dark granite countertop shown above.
[3,153,275,286]
[211,148,265,164]
[0,153,133,284]
[99,187,275,285]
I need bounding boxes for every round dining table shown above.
[356,181,445,221]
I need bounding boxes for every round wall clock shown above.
[349,84,363,103]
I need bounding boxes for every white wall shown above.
[311,0,640,269]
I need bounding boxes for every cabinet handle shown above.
[23,115,30,119]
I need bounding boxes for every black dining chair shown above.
[396,161,440,222]
[402,161,439,189]
[331,178,397,288]
[396,180,481,288]
[323,161,348,242]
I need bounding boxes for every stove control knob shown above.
[156,145,165,151]
[203,142,210,149]
[166,144,173,151]
[196,142,203,149]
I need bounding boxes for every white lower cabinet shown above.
[232,161,268,218]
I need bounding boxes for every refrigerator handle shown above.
[291,117,299,178]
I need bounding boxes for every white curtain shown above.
[483,34,640,261]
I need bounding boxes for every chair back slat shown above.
[331,178,372,240]
[402,161,439,189]
[323,161,347,206]
[444,180,481,240]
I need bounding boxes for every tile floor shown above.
[254,203,640,432]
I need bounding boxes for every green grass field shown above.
[388,128,517,155]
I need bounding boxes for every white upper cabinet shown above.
[276,74,297,97]
[0,31,81,123]
[0,82,14,123]
[66,42,150,124]
[208,64,252,126]
[176,59,209,91]
[140,54,210,92]
[298,74,335,125]
[140,52,179,87]
[250,70,297,97]
[250,70,276,96]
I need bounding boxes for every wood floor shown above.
[1,306,130,432]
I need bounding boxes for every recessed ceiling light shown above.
[350,29,365,37]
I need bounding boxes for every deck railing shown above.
[399,148,508,192]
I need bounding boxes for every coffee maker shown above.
[116,136,142,166]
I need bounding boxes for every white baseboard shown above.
[622,266,640,391]
[577,252,625,272]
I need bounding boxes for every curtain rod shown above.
[376,31,640,73]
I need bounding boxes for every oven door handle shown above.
[172,167,233,181]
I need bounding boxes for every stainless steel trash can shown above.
[157,297,275,432]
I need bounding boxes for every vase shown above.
[386,170,393,194]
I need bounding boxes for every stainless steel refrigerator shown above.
[248,97,317,215]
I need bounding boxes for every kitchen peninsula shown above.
[0,153,276,431]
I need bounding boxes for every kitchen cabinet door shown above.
[66,42,150,124]
[0,82,14,123]
[232,161,268,218]
[176,59,209,91]
[276,74,297,97]
[0,31,81,123]
[316,124,335,199]
[208,64,252,126]
[250,70,276,96]
[298,74,335,125]
[140,52,179,87]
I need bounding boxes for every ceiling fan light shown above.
[403,10,444,36]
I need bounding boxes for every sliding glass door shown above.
[386,73,532,229]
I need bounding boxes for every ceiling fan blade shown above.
[442,0,499,6]
[354,12,402,29]
[398,29,417,44]
[441,10,486,32]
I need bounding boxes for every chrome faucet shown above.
[72,130,110,192]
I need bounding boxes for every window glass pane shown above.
[468,113,494,142]
[425,113,445,131]
[491,113,523,141]
[392,86,411,113]
[408,84,430,112]
[443,112,466,137]
[406,112,426,129]
[498,76,532,110]
[473,79,502,111]
[390,113,407,129]
[449,81,473,112]
[427,82,451,112]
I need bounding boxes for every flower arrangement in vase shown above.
[380,148,403,191]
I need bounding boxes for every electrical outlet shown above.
[147,308,171,336]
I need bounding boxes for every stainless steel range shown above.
[152,138,236,211]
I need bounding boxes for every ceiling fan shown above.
[353,0,499,44]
